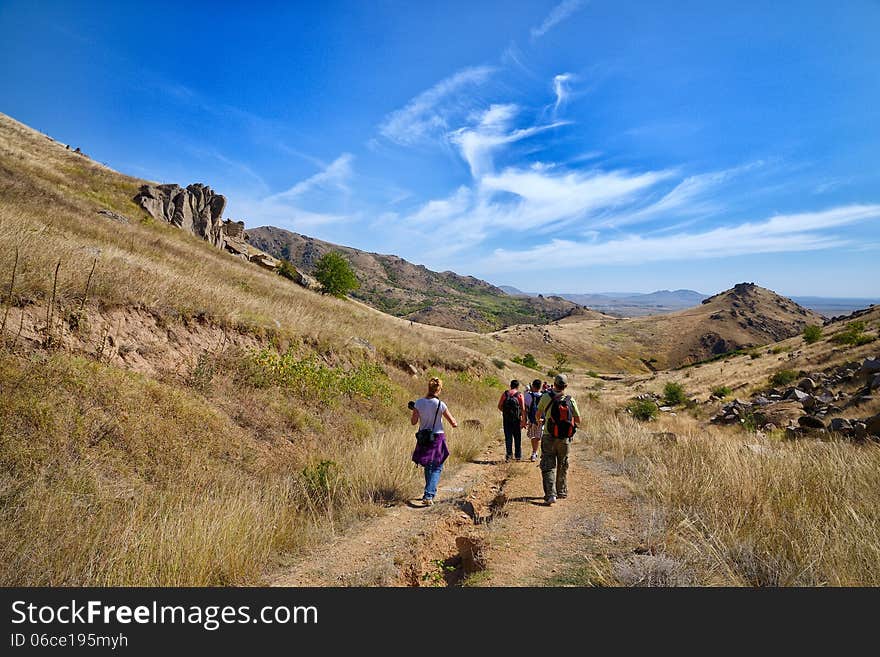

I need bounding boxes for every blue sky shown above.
[1,0,879,296]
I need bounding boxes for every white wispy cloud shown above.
[267,153,354,201]
[378,65,496,145]
[231,154,357,230]
[449,104,569,177]
[552,73,573,116]
[601,160,765,229]
[531,0,586,40]
[482,204,880,271]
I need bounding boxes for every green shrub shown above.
[831,321,875,346]
[803,325,823,344]
[300,460,344,512]
[247,348,390,402]
[769,369,798,387]
[662,382,687,406]
[314,251,359,298]
[512,353,539,370]
[711,385,732,398]
[481,375,503,389]
[492,358,506,370]
[586,370,600,378]
[276,259,299,282]
[626,398,659,422]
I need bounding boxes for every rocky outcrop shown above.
[710,356,879,442]
[132,185,299,282]
[134,183,227,247]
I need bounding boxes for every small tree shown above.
[662,382,687,406]
[554,352,569,372]
[314,251,359,298]
[803,325,823,344]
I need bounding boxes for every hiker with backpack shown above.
[524,379,543,461]
[411,377,458,506]
[535,373,581,505]
[497,379,527,461]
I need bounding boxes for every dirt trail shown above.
[271,432,643,587]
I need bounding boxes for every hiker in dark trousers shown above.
[411,377,458,506]
[536,374,581,505]
[524,379,543,461]
[498,379,526,461]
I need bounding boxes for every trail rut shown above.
[271,431,643,587]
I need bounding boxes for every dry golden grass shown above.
[0,113,475,372]
[0,349,503,585]
[0,113,515,586]
[585,403,880,585]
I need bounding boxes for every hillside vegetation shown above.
[0,112,514,584]
[247,225,586,332]
[3,111,880,587]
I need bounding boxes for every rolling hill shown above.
[485,282,825,372]
[246,225,586,332]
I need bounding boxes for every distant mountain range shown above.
[500,286,878,318]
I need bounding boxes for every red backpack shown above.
[547,392,577,438]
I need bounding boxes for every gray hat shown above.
[554,373,568,387]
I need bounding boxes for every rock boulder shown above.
[134,183,227,247]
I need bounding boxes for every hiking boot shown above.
[557,493,567,499]
[545,496,556,505]
[530,453,538,462]
[422,498,434,507]
[505,455,512,462]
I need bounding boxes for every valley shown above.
[1,111,879,587]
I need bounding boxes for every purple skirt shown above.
[411,432,449,467]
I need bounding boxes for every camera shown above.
[407,400,415,410]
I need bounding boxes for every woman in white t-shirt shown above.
[410,377,458,506]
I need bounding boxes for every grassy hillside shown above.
[0,111,514,584]
[246,225,586,332]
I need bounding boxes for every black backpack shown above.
[547,392,577,438]
[502,391,522,423]
[527,391,540,423]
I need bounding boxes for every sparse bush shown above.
[247,348,390,403]
[512,353,539,370]
[492,358,506,370]
[769,369,798,387]
[276,258,299,282]
[546,369,558,378]
[803,324,823,344]
[831,321,875,346]
[481,374,503,389]
[187,350,216,393]
[711,385,732,398]
[662,382,687,406]
[586,370,600,378]
[554,352,570,372]
[300,460,345,513]
[626,398,659,422]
